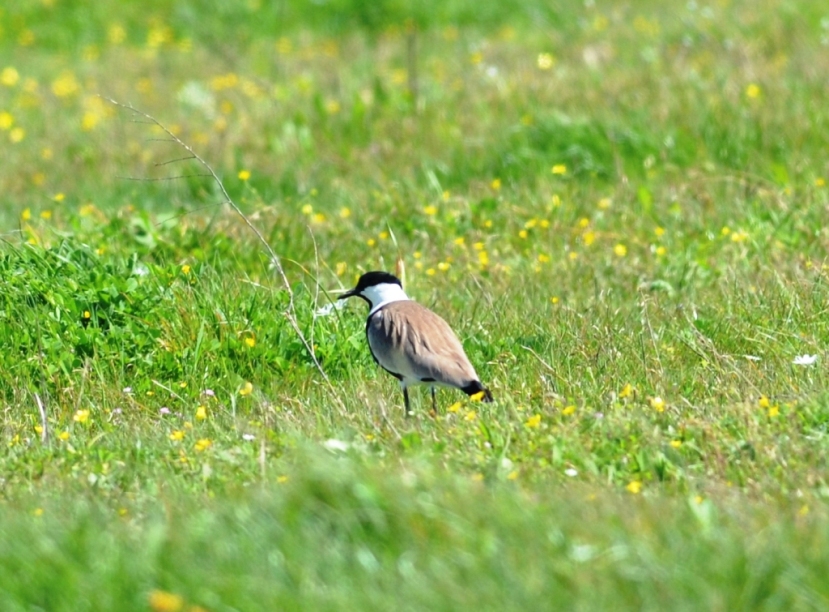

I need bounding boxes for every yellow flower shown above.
[525,414,542,428]
[276,37,293,54]
[18,30,35,46]
[195,405,207,420]
[426,268,436,276]
[537,253,550,263]
[745,83,761,99]
[51,71,80,98]
[550,296,559,305]
[507,470,519,480]
[670,440,682,449]
[59,431,70,441]
[582,231,595,246]
[73,409,90,423]
[169,430,185,441]
[366,238,376,247]
[619,383,634,399]
[490,178,501,191]
[20,208,31,221]
[478,251,489,267]
[447,401,462,413]
[277,475,289,484]
[626,480,642,494]
[768,405,780,418]
[464,410,477,421]
[758,395,770,409]
[423,205,438,216]
[181,264,191,275]
[335,262,347,276]
[453,237,465,246]
[194,438,212,452]
[108,24,127,45]
[551,164,567,175]
[40,210,52,219]
[437,262,450,272]
[597,197,612,209]
[237,169,251,181]
[613,243,628,257]
[1,67,20,87]
[537,53,555,70]
[9,127,25,143]
[339,207,351,218]
[33,508,44,517]
[562,405,576,416]
[0,111,12,129]
[245,335,256,348]
[301,203,313,215]
[312,213,326,224]
[83,310,91,319]
[518,229,528,239]
[325,99,341,114]
[148,590,184,612]
[654,226,665,237]
[816,178,826,187]
[649,396,666,412]
[239,381,253,396]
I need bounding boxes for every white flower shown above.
[314,301,345,318]
[793,354,818,366]
[323,438,349,452]
[744,355,761,362]
[564,468,578,477]
[242,433,255,441]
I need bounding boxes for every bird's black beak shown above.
[337,288,358,300]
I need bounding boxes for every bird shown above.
[338,270,493,416]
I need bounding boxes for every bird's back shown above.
[367,300,480,388]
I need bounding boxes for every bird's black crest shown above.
[351,271,402,292]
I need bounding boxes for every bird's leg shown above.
[402,386,411,417]
[431,386,437,413]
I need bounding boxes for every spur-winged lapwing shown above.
[339,271,493,415]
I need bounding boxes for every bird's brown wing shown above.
[368,301,480,387]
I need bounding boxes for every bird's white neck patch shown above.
[363,283,410,315]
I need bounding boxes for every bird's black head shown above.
[338,271,403,304]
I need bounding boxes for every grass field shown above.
[3,0,829,609]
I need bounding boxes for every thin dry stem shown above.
[104,96,340,406]
[35,392,49,444]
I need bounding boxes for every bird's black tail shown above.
[462,381,494,403]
